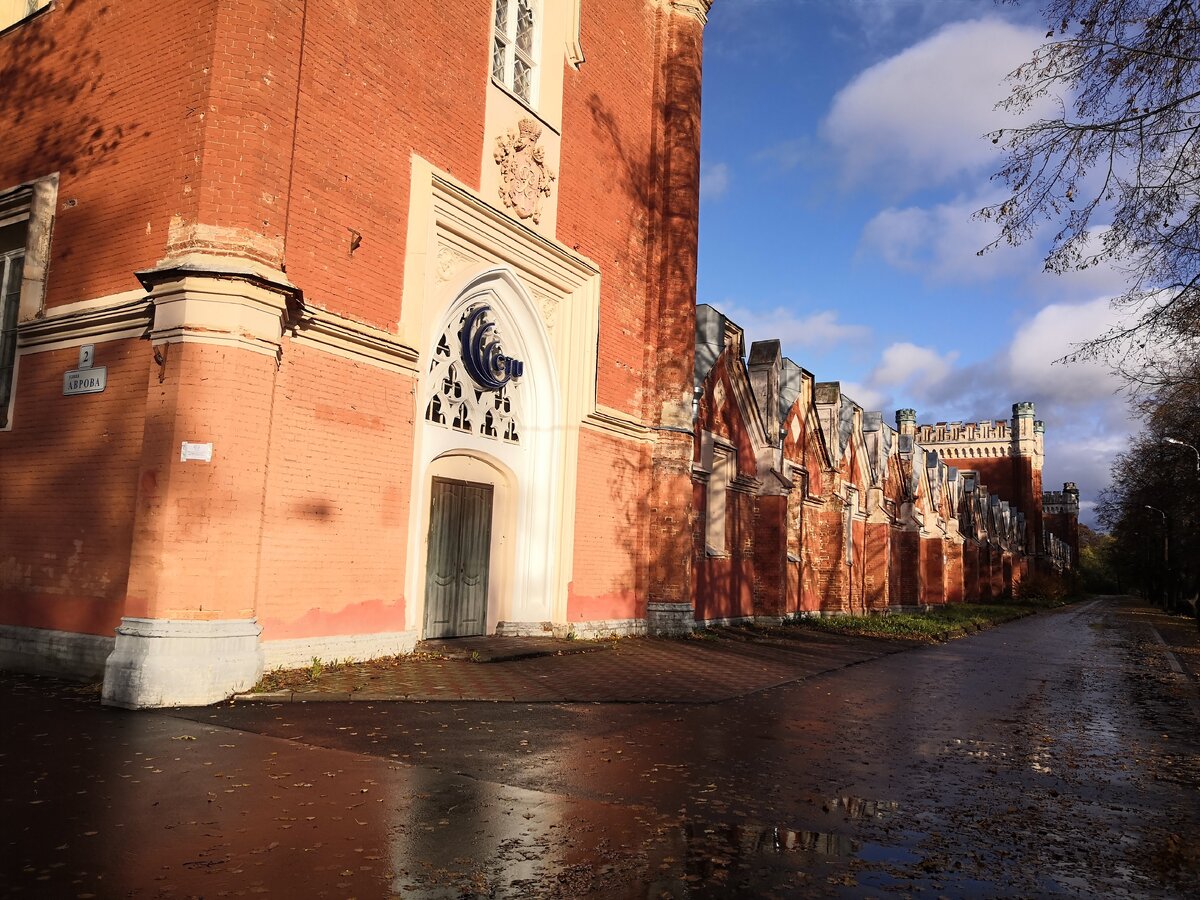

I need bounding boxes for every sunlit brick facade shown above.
[0,0,714,706]
[691,305,1075,622]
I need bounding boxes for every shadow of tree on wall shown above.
[578,14,706,616]
[0,2,155,643]
[1,5,146,182]
[599,447,654,622]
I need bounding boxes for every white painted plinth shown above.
[0,624,114,682]
[102,617,264,709]
[551,619,647,639]
[495,621,554,637]
[646,602,696,637]
[261,630,418,671]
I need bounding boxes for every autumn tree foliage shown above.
[1096,394,1200,612]
[981,0,1200,392]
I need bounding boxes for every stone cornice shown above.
[670,0,713,25]
[288,305,420,376]
[17,293,152,352]
[583,405,654,443]
[139,269,294,359]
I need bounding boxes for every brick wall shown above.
[920,537,945,606]
[996,552,1010,599]
[891,529,920,608]
[962,542,980,601]
[945,540,964,604]
[569,428,652,622]
[282,1,488,327]
[0,0,216,307]
[0,339,147,634]
[559,0,663,417]
[864,522,891,611]
[255,344,414,640]
[1044,511,1079,567]
[752,495,788,617]
[806,503,850,613]
[123,341,275,621]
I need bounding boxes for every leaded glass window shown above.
[491,0,537,105]
[0,221,26,429]
[425,307,521,445]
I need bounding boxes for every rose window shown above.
[425,308,521,445]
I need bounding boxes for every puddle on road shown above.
[688,822,858,858]
[386,780,921,899]
[824,795,901,820]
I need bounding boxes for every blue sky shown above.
[696,0,1138,527]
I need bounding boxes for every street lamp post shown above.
[1163,438,1199,628]
[1145,505,1171,611]
[1165,436,1200,474]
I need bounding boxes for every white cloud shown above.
[719,305,872,355]
[821,18,1044,194]
[1004,297,1120,405]
[840,380,888,412]
[845,341,959,414]
[860,191,1043,283]
[700,162,731,200]
[858,298,1132,529]
[874,342,959,392]
[832,0,1016,50]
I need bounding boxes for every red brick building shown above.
[0,1,1074,707]
[690,306,1074,624]
[0,0,714,705]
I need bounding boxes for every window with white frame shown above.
[491,0,538,105]
[844,487,858,566]
[1,1,51,32]
[0,219,26,428]
[706,446,732,556]
[0,176,56,429]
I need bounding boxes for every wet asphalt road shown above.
[3,597,1199,898]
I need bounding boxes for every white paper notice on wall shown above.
[180,442,214,463]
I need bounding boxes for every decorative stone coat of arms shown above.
[494,117,556,224]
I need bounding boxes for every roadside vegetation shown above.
[787,600,1060,644]
[984,0,1199,622]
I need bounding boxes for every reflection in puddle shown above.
[826,795,901,820]
[687,822,858,858]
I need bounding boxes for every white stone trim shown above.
[697,615,764,628]
[566,0,584,68]
[495,620,554,637]
[669,0,712,25]
[646,601,695,636]
[583,404,654,442]
[553,619,647,639]
[0,624,113,681]
[402,159,607,635]
[17,292,152,353]
[0,172,57,323]
[407,269,563,638]
[102,617,264,709]
[289,304,420,374]
[144,272,290,359]
[261,630,418,671]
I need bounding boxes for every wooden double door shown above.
[423,477,494,639]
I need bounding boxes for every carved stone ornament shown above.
[436,243,476,283]
[494,117,556,224]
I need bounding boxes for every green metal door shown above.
[423,477,493,639]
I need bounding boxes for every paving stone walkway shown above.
[242,628,922,704]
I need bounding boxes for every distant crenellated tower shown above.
[907,402,1046,559]
[1043,482,1081,568]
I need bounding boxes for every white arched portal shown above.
[405,267,562,638]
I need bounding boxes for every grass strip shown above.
[787,603,1036,643]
